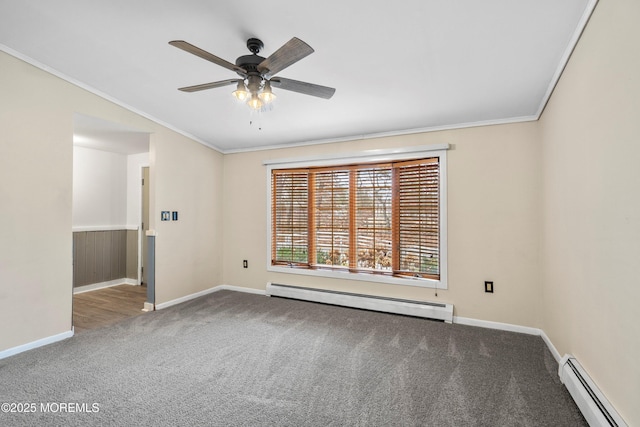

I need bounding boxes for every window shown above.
[272,170,309,264]
[268,146,447,288]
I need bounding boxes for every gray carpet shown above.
[0,290,586,426]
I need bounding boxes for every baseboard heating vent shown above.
[559,355,627,427]
[266,283,453,323]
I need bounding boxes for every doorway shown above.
[73,285,147,332]
[72,113,151,331]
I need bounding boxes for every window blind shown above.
[354,166,393,272]
[271,156,440,280]
[313,169,350,269]
[272,169,309,265]
[394,158,439,279]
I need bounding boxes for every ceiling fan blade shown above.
[258,37,314,78]
[178,79,240,93]
[270,77,335,99]
[169,40,247,76]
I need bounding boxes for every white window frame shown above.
[265,144,449,290]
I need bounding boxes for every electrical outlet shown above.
[243,260,248,269]
[485,281,494,293]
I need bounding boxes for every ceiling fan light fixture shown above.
[170,37,335,112]
[247,93,263,110]
[232,81,249,101]
[258,81,276,104]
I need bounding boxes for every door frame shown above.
[139,165,150,285]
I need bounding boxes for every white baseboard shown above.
[267,283,453,323]
[72,225,138,232]
[154,284,266,310]
[218,284,267,295]
[540,329,561,363]
[73,278,138,294]
[453,317,562,364]
[454,318,563,367]
[155,287,220,310]
[0,328,74,360]
[559,354,628,427]
[453,316,541,336]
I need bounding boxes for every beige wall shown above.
[0,55,73,349]
[223,122,542,327]
[151,132,224,304]
[0,51,224,351]
[539,0,640,424]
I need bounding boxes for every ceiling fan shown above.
[169,37,336,110]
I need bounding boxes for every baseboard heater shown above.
[559,355,627,427]
[266,283,453,323]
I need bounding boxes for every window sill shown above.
[267,264,446,290]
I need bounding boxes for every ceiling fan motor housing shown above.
[236,38,266,78]
[246,38,264,54]
[235,54,266,75]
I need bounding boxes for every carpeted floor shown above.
[0,290,586,426]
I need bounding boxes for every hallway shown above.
[73,284,147,333]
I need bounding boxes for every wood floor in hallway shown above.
[73,284,148,333]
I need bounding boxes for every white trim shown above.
[535,0,598,117]
[540,329,561,363]
[438,152,448,291]
[267,283,453,323]
[453,316,541,336]
[155,284,266,310]
[217,284,267,295]
[0,43,220,154]
[73,279,138,294]
[138,165,149,286]
[0,329,74,360]
[226,116,536,154]
[559,354,628,427]
[266,148,448,290]
[267,266,442,289]
[72,225,138,232]
[263,144,450,166]
[155,287,221,310]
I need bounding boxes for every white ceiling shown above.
[0,0,595,153]
[73,114,150,155]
